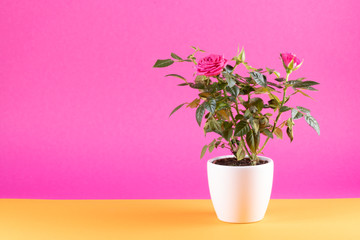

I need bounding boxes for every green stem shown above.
[229,107,237,123]
[224,88,251,159]
[231,92,251,158]
[231,63,239,74]
[241,136,251,157]
[257,72,290,154]
[229,108,251,158]
[234,101,240,115]
[227,65,241,116]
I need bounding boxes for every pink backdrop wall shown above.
[1,0,359,199]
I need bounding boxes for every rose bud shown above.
[280,53,303,73]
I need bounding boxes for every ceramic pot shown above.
[207,155,274,223]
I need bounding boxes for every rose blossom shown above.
[280,53,303,71]
[196,54,227,77]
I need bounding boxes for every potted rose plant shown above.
[153,47,320,223]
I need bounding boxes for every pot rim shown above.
[207,155,273,168]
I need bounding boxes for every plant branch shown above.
[234,99,240,115]
[241,135,251,157]
[223,88,251,159]
[223,88,238,152]
[257,72,290,154]
[229,108,251,159]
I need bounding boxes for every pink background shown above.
[1,0,360,199]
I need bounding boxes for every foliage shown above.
[154,47,320,165]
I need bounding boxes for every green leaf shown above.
[223,72,236,87]
[243,62,258,71]
[234,121,250,137]
[268,99,280,109]
[189,83,205,89]
[287,118,294,128]
[292,81,319,91]
[250,118,260,134]
[295,89,313,99]
[239,85,255,95]
[293,81,320,88]
[244,109,252,119]
[225,64,234,73]
[291,109,304,120]
[199,92,211,99]
[165,74,186,81]
[266,67,275,75]
[286,126,294,142]
[249,97,264,112]
[268,91,281,103]
[254,87,268,94]
[153,59,174,68]
[274,127,283,139]
[274,77,286,82]
[279,106,292,112]
[295,86,318,91]
[287,80,301,85]
[196,104,205,126]
[235,114,244,121]
[273,71,280,78]
[200,145,208,159]
[217,110,229,121]
[285,96,291,104]
[171,53,183,60]
[208,142,215,153]
[191,46,205,52]
[265,68,280,77]
[227,86,240,97]
[297,106,311,113]
[236,148,245,161]
[222,127,233,141]
[204,98,216,113]
[262,129,274,138]
[267,82,283,89]
[215,102,229,111]
[304,114,320,135]
[226,77,236,88]
[187,98,200,108]
[291,109,297,119]
[250,72,267,87]
[246,130,259,153]
[195,75,206,83]
[169,103,186,117]
[209,119,222,134]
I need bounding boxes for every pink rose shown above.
[196,54,227,77]
[280,53,303,71]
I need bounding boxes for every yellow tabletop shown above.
[0,199,359,239]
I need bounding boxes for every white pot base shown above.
[217,215,264,224]
[207,155,274,223]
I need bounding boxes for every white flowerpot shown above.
[207,155,274,223]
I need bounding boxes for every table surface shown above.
[1,199,359,240]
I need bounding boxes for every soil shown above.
[213,157,267,166]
